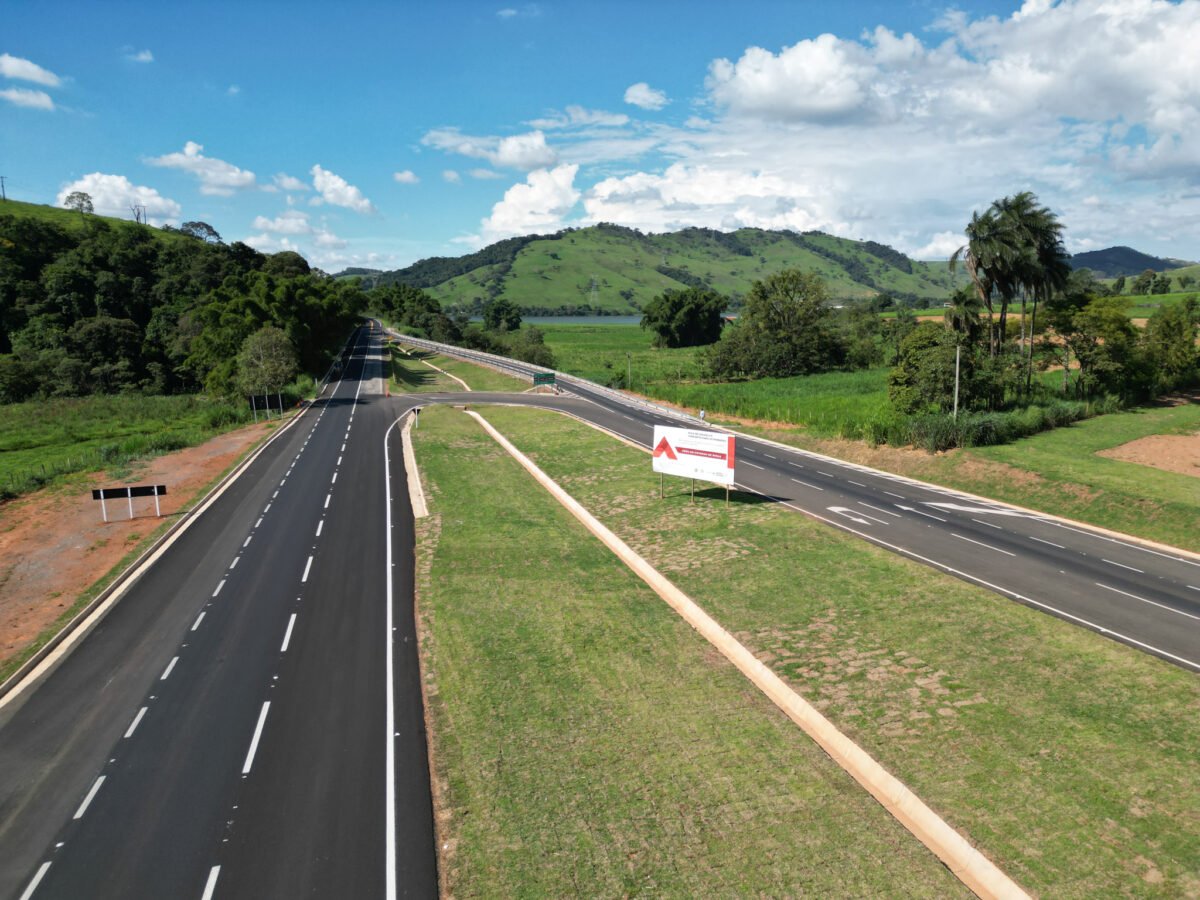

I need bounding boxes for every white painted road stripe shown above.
[1030,536,1066,549]
[972,518,1003,530]
[325,493,331,509]
[743,461,765,470]
[337,455,343,466]
[242,701,271,774]
[316,520,324,537]
[1102,558,1145,574]
[18,862,51,900]
[73,776,105,819]
[302,555,313,583]
[1095,582,1200,621]
[790,477,824,492]
[160,656,179,680]
[1189,585,1200,592]
[255,517,263,529]
[243,535,252,548]
[859,502,901,518]
[848,480,867,487]
[230,556,239,570]
[124,706,148,738]
[884,490,905,499]
[213,579,226,597]
[331,471,338,484]
[191,611,205,631]
[201,866,220,900]
[952,533,1016,557]
[788,461,803,468]
[281,613,297,652]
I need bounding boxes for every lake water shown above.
[524,315,643,326]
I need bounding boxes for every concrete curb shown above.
[466,408,1029,900]
[402,412,429,518]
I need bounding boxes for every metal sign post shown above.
[92,485,168,522]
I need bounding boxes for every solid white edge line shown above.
[952,533,1016,557]
[124,706,148,739]
[241,701,271,774]
[1101,558,1144,574]
[383,416,399,900]
[191,611,205,631]
[281,613,297,652]
[73,775,105,819]
[201,866,220,900]
[302,555,313,583]
[1095,582,1200,621]
[18,861,51,900]
[160,656,179,680]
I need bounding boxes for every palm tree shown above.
[950,207,1021,357]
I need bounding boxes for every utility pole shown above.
[626,352,632,391]
[0,176,6,201]
[953,344,961,421]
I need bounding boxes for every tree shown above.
[888,322,961,414]
[639,287,725,348]
[63,191,93,215]
[1177,274,1196,291]
[1131,269,1155,295]
[236,326,297,404]
[1151,273,1172,295]
[1112,275,1126,295]
[482,296,522,332]
[180,221,223,244]
[1141,297,1198,392]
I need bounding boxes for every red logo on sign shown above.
[652,437,677,460]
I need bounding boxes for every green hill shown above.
[0,198,197,247]
[356,224,964,314]
[1069,246,1194,278]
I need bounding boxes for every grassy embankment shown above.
[387,344,526,393]
[0,394,261,500]
[415,403,1200,897]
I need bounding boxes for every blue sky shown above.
[4,1,1198,271]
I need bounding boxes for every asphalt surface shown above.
[0,325,436,899]
[393,330,1200,674]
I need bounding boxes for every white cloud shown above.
[476,164,580,245]
[911,232,963,260]
[313,229,347,248]
[496,4,540,19]
[273,173,309,192]
[1,87,53,110]
[0,53,60,87]
[393,169,419,184]
[147,141,256,196]
[623,82,668,111]
[125,49,154,63]
[56,173,181,224]
[528,105,630,130]
[252,209,312,234]
[468,168,503,180]
[422,128,558,170]
[310,164,375,213]
[443,170,461,183]
[497,7,517,17]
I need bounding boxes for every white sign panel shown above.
[652,426,736,486]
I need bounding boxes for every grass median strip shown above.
[388,344,527,393]
[472,405,1200,898]
[412,404,964,897]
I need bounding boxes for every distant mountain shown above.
[351,224,963,315]
[1069,246,1193,278]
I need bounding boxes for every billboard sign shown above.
[652,426,736,486]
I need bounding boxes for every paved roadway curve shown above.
[391,329,1200,674]
[0,325,436,899]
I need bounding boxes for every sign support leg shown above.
[127,487,134,520]
[691,479,694,504]
[660,473,663,499]
[154,490,161,517]
[100,497,108,523]
[726,486,729,506]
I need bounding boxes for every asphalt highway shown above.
[0,326,435,899]
[392,331,1200,674]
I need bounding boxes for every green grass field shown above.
[422,404,1200,897]
[0,394,257,499]
[536,322,705,386]
[388,344,527,393]
[411,405,964,896]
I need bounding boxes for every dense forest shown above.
[0,212,365,403]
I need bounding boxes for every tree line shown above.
[0,213,364,404]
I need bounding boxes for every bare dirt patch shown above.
[0,418,282,671]
[1097,431,1200,478]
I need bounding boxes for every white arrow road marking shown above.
[925,502,1028,517]
[896,504,947,523]
[827,506,874,526]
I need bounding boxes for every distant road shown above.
[0,326,436,899]
[391,329,1200,674]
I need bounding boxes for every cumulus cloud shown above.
[623,82,668,110]
[393,169,419,184]
[497,4,540,19]
[147,141,256,195]
[252,209,312,234]
[468,168,503,180]
[310,164,375,213]
[528,105,630,130]
[443,170,461,183]
[476,164,580,245]
[273,173,309,192]
[56,173,181,224]
[1,87,53,110]
[422,128,558,170]
[0,53,60,87]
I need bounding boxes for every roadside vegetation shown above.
[411,404,963,897]
[387,343,525,393]
[418,404,1200,897]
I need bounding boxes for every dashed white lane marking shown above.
[952,533,1015,557]
[859,501,902,518]
[895,504,947,522]
[848,480,867,487]
[229,556,239,571]
[972,518,1003,530]
[324,494,331,509]
[243,536,252,548]
[743,461,765,470]
[817,470,834,477]
[264,503,271,514]
[191,611,206,631]
[341,443,346,452]
[272,490,279,499]
[331,472,338,484]
[1102,558,1145,574]
[764,453,776,459]
[883,490,905,499]
[790,477,824,492]
[73,776,105,819]
[242,702,271,774]
[201,866,221,900]
[281,613,297,652]
[213,579,226,597]
[337,455,342,466]
[302,555,314,583]
[1051,521,1200,569]
[788,461,804,468]
[18,861,51,900]
[160,656,179,680]
[1095,582,1200,620]
[255,517,263,529]
[316,520,324,537]
[1030,535,1065,549]
[124,706,148,739]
